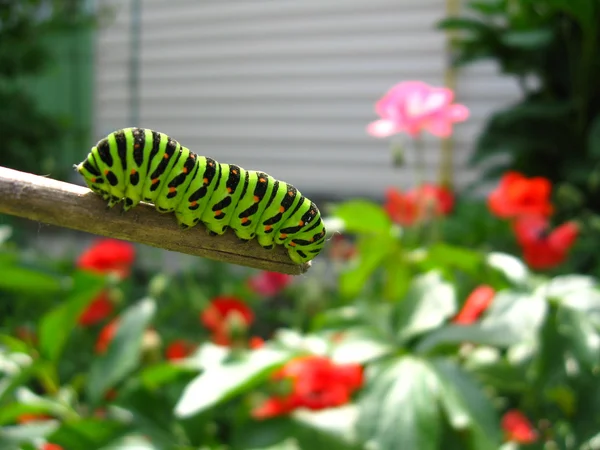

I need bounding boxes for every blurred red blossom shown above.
[200,296,254,346]
[95,319,119,354]
[367,81,469,138]
[248,271,292,296]
[249,336,265,349]
[78,291,113,326]
[488,172,553,219]
[166,339,196,361]
[41,444,63,450]
[77,238,135,279]
[502,410,537,444]
[385,184,454,226]
[15,326,37,345]
[453,285,495,325]
[18,413,51,424]
[513,216,578,270]
[252,355,363,419]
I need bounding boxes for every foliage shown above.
[437,0,600,214]
[0,0,97,179]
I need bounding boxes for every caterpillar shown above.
[75,128,326,264]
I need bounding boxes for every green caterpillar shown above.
[75,128,326,264]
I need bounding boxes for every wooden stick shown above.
[0,166,310,275]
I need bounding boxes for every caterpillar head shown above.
[75,155,109,197]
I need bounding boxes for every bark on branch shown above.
[0,166,310,275]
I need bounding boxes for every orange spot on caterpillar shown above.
[169,187,176,194]
[253,196,259,202]
[104,169,109,175]
[163,153,170,159]
[203,178,208,184]
[288,191,294,196]
[214,210,222,216]
[289,242,296,247]
[227,187,232,193]
[190,201,198,207]
[241,217,248,223]
[298,220,304,226]
[279,206,285,213]
[130,169,137,175]
[182,167,188,174]
[280,233,287,240]
[232,169,238,175]
[91,177,97,183]
[264,225,272,231]
[134,143,140,149]
[151,178,159,185]
[259,178,266,183]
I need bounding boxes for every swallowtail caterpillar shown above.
[75,128,326,264]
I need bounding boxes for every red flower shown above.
[502,410,537,444]
[78,291,113,326]
[453,285,495,325]
[17,413,51,424]
[42,444,63,450]
[248,272,292,297]
[488,172,553,219]
[249,336,265,349]
[385,184,454,226]
[15,326,37,345]
[252,355,363,419]
[166,339,196,361]
[513,216,578,270]
[77,238,136,279]
[200,296,254,346]
[95,320,119,354]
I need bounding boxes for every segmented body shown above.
[75,128,326,264]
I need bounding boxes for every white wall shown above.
[94,0,521,199]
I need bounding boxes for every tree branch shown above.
[0,166,311,275]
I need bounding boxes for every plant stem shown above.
[413,135,426,186]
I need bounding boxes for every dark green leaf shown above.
[431,359,501,449]
[500,29,554,49]
[394,272,456,342]
[357,357,442,450]
[47,419,130,450]
[415,324,522,354]
[331,200,392,235]
[588,115,600,157]
[39,271,105,362]
[86,298,156,403]
[436,17,492,33]
[174,348,291,418]
[425,244,484,276]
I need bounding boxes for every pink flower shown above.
[248,271,293,297]
[367,81,469,138]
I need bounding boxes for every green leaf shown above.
[556,307,600,370]
[330,200,392,235]
[86,298,156,403]
[467,0,504,15]
[425,243,484,276]
[431,359,501,449]
[39,271,105,362]
[139,362,198,390]
[339,234,396,298]
[331,328,395,365]
[294,406,362,450]
[436,16,491,33]
[394,272,456,342]
[174,348,291,418]
[0,422,59,448]
[47,419,130,450]
[357,357,442,450]
[0,264,64,295]
[382,251,411,301]
[486,252,529,286]
[500,29,554,49]
[415,324,522,354]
